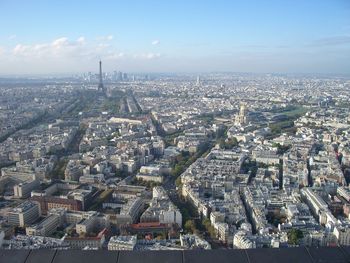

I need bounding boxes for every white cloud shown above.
[134,52,161,59]
[77,36,85,44]
[10,36,162,62]
[51,37,69,47]
[1,36,169,74]
[151,40,160,45]
[8,36,129,64]
[105,52,124,60]
[97,43,111,48]
[8,35,16,40]
[11,37,90,59]
[97,35,114,41]
[13,44,30,56]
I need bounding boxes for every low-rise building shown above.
[26,213,61,236]
[64,228,107,249]
[14,179,40,198]
[108,235,137,250]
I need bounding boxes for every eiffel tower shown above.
[98,60,105,93]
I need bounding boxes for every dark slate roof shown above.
[246,247,314,263]
[0,247,350,263]
[118,250,182,263]
[306,247,349,263]
[183,249,249,263]
[52,250,119,263]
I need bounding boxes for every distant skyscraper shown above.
[113,71,118,81]
[98,60,104,93]
[123,72,128,81]
[196,76,200,86]
[117,71,123,81]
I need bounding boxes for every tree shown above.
[155,232,166,240]
[198,142,210,153]
[175,176,182,188]
[175,154,184,163]
[218,139,226,149]
[230,137,238,147]
[287,229,303,245]
[173,164,185,177]
[202,218,211,228]
[216,126,226,140]
[202,218,216,238]
[184,220,196,233]
[219,137,238,149]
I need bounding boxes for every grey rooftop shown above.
[1,247,350,263]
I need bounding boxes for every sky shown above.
[0,0,350,75]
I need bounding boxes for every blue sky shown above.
[0,0,350,75]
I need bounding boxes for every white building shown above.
[233,231,256,249]
[7,201,40,227]
[108,235,137,250]
[180,234,211,249]
[334,225,350,246]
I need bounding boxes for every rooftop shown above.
[1,247,350,263]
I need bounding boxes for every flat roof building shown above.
[108,235,137,251]
[8,201,40,227]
